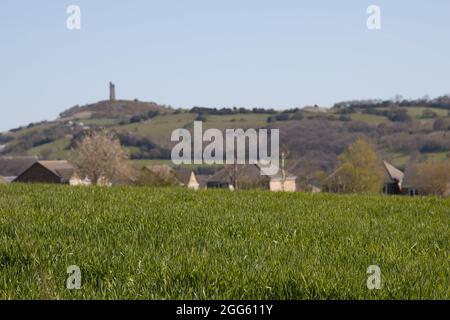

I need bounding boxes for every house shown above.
[14,160,75,184]
[268,170,297,192]
[141,165,201,190]
[173,167,202,190]
[69,174,92,186]
[206,164,297,192]
[0,156,38,182]
[207,164,266,190]
[382,161,404,195]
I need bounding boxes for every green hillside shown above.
[1,99,450,178]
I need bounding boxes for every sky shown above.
[1,0,449,132]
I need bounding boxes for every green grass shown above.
[27,138,71,159]
[377,106,449,119]
[116,113,197,137]
[389,151,450,169]
[404,107,449,119]
[81,118,118,126]
[350,113,390,125]
[389,152,411,169]
[0,185,448,300]
[203,114,272,130]
[128,159,173,167]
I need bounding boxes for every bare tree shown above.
[70,130,132,185]
[415,161,450,196]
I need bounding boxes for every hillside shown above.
[0,184,448,299]
[1,96,450,183]
[60,99,168,119]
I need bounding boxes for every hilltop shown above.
[59,99,168,119]
[1,93,450,185]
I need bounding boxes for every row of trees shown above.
[333,95,450,111]
[322,137,450,196]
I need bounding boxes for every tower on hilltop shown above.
[109,82,116,101]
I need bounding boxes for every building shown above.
[206,164,297,192]
[0,156,38,182]
[268,171,297,192]
[206,164,266,190]
[173,167,202,190]
[14,161,75,184]
[69,174,92,186]
[382,161,404,195]
[140,165,201,190]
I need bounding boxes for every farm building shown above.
[382,161,404,195]
[139,165,201,190]
[0,156,38,182]
[206,164,297,192]
[14,160,75,184]
[268,170,297,192]
[172,167,204,190]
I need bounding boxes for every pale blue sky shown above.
[1,0,449,131]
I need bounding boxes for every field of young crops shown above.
[0,184,448,300]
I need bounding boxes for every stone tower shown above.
[109,82,116,101]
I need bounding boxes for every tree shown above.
[389,109,412,122]
[69,130,132,185]
[415,161,450,196]
[333,138,384,193]
[433,118,449,131]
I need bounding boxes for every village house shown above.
[14,160,76,184]
[141,165,202,190]
[206,164,297,192]
[173,167,205,190]
[268,170,297,192]
[69,173,92,186]
[381,161,404,195]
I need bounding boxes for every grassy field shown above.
[0,185,448,300]
[27,138,71,160]
[350,113,390,125]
